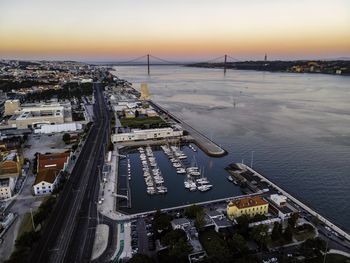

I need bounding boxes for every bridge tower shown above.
[224,54,227,74]
[147,54,150,75]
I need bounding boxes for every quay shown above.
[118,137,191,148]
[239,163,350,243]
[148,100,227,157]
[116,192,262,221]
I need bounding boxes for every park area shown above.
[120,116,168,129]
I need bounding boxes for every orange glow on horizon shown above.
[1,0,349,60]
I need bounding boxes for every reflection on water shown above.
[112,66,350,231]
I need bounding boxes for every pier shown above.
[149,101,227,157]
[241,163,350,242]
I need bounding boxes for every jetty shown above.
[149,101,227,157]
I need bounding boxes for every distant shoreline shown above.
[186,60,350,76]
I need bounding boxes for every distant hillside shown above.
[187,60,350,75]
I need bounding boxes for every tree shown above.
[108,140,114,151]
[312,215,321,226]
[271,222,283,241]
[62,133,70,144]
[127,253,154,263]
[236,215,250,236]
[250,224,269,247]
[72,144,78,151]
[184,205,203,219]
[194,210,205,229]
[288,213,299,228]
[15,231,40,249]
[153,213,171,232]
[162,229,187,246]
[168,239,193,261]
[300,237,327,258]
[283,225,293,242]
[251,213,267,223]
[230,233,247,252]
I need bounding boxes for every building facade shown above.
[4,100,20,116]
[33,152,70,195]
[112,128,183,143]
[0,151,21,199]
[6,102,72,129]
[0,178,15,199]
[227,196,269,220]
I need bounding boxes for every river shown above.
[111,66,350,231]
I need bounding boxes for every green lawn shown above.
[294,227,316,242]
[18,213,34,237]
[120,116,168,129]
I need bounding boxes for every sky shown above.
[0,0,350,61]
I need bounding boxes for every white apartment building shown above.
[112,128,183,143]
[0,177,15,200]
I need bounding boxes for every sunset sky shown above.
[1,0,350,61]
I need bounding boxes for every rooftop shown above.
[171,218,191,226]
[206,210,223,218]
[228,196,268,209]
[38,152,70,170]
[35,152,70,184]
[212,217,233,228]
[34,169,60,185]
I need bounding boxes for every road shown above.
[0,168,43,261]
[30,82,110,263]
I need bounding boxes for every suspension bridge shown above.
[108,54,242,75]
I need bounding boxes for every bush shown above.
[62,133,70,144]
[184,205,203,219]
[162,229,187,246]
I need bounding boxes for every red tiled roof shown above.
[228,196,268,209]
[0,160,19,176]
[34,169,59,185]
[35,152,70,185]
[38,152,70,171]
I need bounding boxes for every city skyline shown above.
[1,0,350,61]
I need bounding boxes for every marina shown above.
[117,143,241,214]
[138,146,167,195]
[160,144,213,192]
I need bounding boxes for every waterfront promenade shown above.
[242,164,350,242]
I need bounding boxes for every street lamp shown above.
[259,231,266,252]
[323,238,329,263]
[251,151,255,168]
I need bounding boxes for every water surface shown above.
[112,66,350,231]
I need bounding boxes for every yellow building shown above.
[227,196,269,220]
[4,100,20,116]
[140,83,150,100]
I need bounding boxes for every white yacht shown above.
[177,168,186,174]
[173,162,181,168]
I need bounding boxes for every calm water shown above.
[112,66,350,231]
